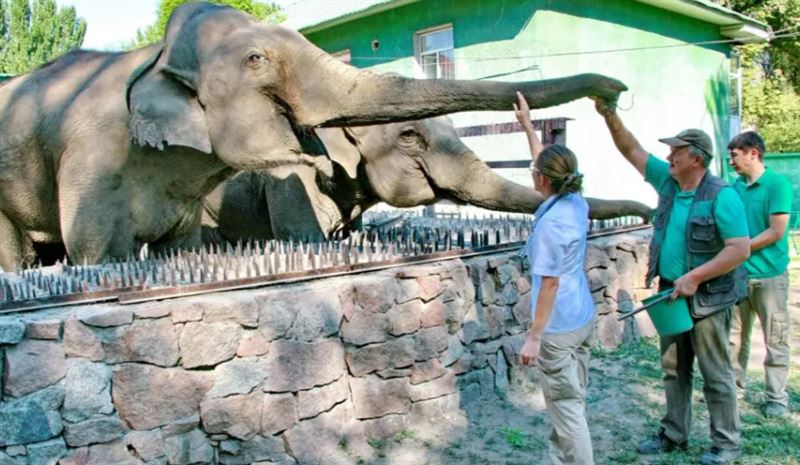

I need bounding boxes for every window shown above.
[416,26,454,79]
[332,49,351,65]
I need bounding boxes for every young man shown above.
[594,98,750,465]
[727,131,793,417]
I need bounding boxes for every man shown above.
[594,99,750,465]
[727,131,793,418]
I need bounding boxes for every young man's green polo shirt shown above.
[644,155,749,282]
[733,167,793,278]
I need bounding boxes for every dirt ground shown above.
[366,271,800,465]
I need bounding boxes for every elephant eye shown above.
[400,127,417,138]
[247,53,268,66]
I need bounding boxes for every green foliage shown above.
[131,0,284,49]
[714,0,800,152]
[0,0,86,74]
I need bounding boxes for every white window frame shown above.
[414,24,454,80]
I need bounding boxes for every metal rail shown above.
[0,221,651,314]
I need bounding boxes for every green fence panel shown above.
[765,152,800,228]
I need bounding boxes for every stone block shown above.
[345,338,415,377]
[262,339,345,392]
[407,394,463,429]
[408,372,456,402]
[414,326,449,361]
[63,417,125,447]
[420,299,444,328]
[76,306,133,328]
[198,293,259,328]
[163,429,213,465]
[103,318,179,367]
[63,317,104,361]
[27,438,67,465]
[58,439,142,465]
[256,292,295,341]
[459,303,490,344]
[387,300,422,336]
[340,308,389,346]
[206,357,268,399]
[179,321,242,368]
[296,376,349,420]
[112,364,213,430]
[170,303,203,324]
[587,267,618,292]
[395,279,420,305]
[585,243,613,269]
[501,333,526,368]
[441,335,464,367]
[25,319,61,340]
[511,294,531,326]
[350,375,410,419]
[471,264,496,305]
[515,276,531,295]
[284,401,371,465]
[596,315,624,349]
[442,298,467,333]
[375,368,412,379]
[0,451,21,465]
[353,276,396,313]
[0,397,61,446]
[416,276,443,302]
[495,351,510,393]
[161,415,199,438]
[410,359,445,385]
[236,331,269,357]
[4,340,65,397]
[131,302,172,319]
[260,392,297,435]
[64,359,113,422]
[200,393,262,440]
[124,430,165,462]
[5,446,24,456]
[285,287,343,342]
[486,305,513,338]
[218,435,289,465]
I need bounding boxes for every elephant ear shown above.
[125,3,220,153]
[316,128,362,179]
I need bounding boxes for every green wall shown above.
[304,0,734,205]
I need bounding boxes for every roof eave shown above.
[633,0,770,42]
[299,0,419,35]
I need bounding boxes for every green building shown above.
[283,0,768,209]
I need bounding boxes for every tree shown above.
[131,0,284,48]
[714,0,800,152]
[0,0,86,74]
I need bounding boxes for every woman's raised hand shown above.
[513,91,533,129]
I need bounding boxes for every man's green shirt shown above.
[733,167,793,278]
[645,155,749,282]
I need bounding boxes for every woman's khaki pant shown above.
[539,320,595,465]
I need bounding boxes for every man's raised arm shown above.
[593,98,649,176]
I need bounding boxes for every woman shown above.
[514,92,596,465]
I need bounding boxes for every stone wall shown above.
[0,230,652,465]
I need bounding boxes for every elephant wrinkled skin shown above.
[0,2,627,270]
[202,117,653,243]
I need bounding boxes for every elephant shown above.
[0,1,627,271]
[201,116,653,243]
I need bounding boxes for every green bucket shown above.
[642,289,694,336]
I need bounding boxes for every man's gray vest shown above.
[646,171,747,318]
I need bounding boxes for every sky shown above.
[56,0,303,50]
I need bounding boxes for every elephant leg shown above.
[58,175,137,264]
[0,210,34,272]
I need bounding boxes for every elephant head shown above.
[126,2,627,172]
[202,117,653,244]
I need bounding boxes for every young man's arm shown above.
[750,213,790,251]
[593,98,649,177]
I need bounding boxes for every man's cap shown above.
[658,128,713,158]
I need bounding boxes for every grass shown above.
[591,334,800,465]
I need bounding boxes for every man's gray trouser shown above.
[539,319,595,465]
[730,272,791,406]
[660,306,740,449]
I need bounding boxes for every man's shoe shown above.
[763,402,787,418]
[637,430,688,455]
[700,446,742,465]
